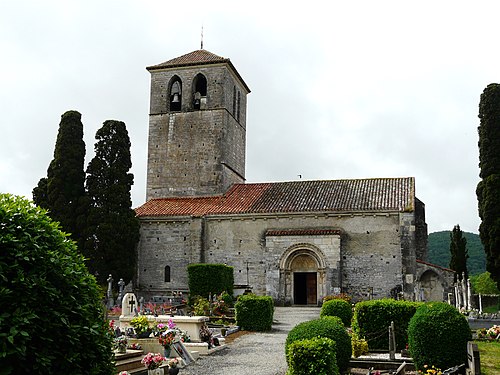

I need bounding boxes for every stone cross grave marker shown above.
[121,292,137,316]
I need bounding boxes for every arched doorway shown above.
[279,245,327,305]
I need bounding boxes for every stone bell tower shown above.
[145,49,250,200]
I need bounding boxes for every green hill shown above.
[427,231,486,276]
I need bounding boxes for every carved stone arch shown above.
[168,75,182,112]
[279,243,327,306]
[279,243,327,271]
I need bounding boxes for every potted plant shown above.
[168,358,179,375]
[158,330,177,358]
[131,315,151,338]
[141,352,166,375]
[114,336,128,353]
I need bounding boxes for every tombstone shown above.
[467,278,472,310]
[467,341,481,375]
[116,278,125,307]
[478,294,483,314]
[139,296,144,313]
[388,321,396,360]
[106,274,114,309]
[121,292,137,317]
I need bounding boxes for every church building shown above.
[135,49,453,305]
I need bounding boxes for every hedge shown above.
[320,299,353,326]
[286,337,339,375]
[286,317,351,373]
[0,194,115,374]
[352,299,421,350]
[408,302,471,371]
[235,294,274,331]
[187,263,234,298]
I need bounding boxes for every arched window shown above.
[169,77,182,112]
[193,73,207,110]
[164,265,171,282]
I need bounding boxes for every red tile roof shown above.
[146,49,250,93]
[135,177,415,218]
[416,259,455,273]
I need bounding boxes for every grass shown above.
[475,340,500,375]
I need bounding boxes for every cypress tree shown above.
[449,224,468,282]
[85,120,139,284]
[33,110,87,248]
[477,83,500,289]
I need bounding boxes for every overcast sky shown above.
[2,1,499,234]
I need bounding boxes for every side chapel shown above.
[135,49,454,305]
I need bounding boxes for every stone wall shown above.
[137,210,416,303]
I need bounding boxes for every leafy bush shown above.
[351,333,369,358]
[0,194,114,374]
[187,264,234,297]
[352,299,421,350]
[286,337,339,375]
[130,316,151,334]
[320,299,353,326]
[192,296,210,316]
[407,302,471,371]
[286,317,352,373]
[235,294,274,331]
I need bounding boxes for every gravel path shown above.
[180,306,320,375]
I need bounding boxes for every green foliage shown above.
[449,225,469,281]
[351,332,369,358]
[0,194,114,374]
[470,272,500,295]
[320,299,353,326]
[130,316,150,334]
[85,120,139,284]
[285,317,351,373]
[286,337,339,375]
[477,83,500,289]
[33,110,88,249]
[408,302,471,371]
[428,231,485,275]
[192,297,210,316]
[234,294,274,331]
[187,264,234,297]
[352,299,421,350]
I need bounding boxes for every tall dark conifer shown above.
[477,83,500,289]
[33,110,87,248]
[449,225,468,282]
[85,120,139,284]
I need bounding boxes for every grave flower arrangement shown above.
[131,315,151,337]
[168,358,179,368]
[418,365,443,375]
[114,336,128,353]
[476,324,500,341]
[158,330,177,350]
[141,352,166,370]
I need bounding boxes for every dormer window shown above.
[193,74,207,110]
[169,78,182,112]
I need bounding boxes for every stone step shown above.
[115,350,145,374]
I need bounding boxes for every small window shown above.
[193,73,207,110]
[237,91,241,121]
[169,77,182,112]
[232,86,236,116]
[164,265,171,282]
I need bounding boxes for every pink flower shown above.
[167,319,176,329]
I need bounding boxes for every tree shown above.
[477,83,500,289]
[32,110,88,248]
[85,120,139,284]
[449,224,469,282]
[0,194,115,374]
[470,271,500,295]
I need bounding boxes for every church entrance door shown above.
[293,272,317,305]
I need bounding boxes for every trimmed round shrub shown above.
[320,299,353,326]
[408,302,472,371]
[0,194,115,374]
[286,337,339,375]
[286,317,352,373]
[235,294,274,331]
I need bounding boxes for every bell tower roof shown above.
[147,49,250,93]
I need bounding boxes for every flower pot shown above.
[169,367,179,375]
[164,347,171,358]
[117,346,127,354]
[137,330,152,338]
[148,369,164,375]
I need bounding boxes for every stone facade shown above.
[135,49,447,305]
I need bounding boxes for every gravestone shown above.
[121,292,137,317]
[116,278,125,306]
[466,341,480,375]
[106,274,114,309]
